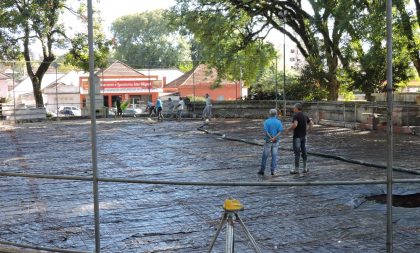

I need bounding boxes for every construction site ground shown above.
[0,118,419,252]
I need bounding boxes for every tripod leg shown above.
[208,213,227,253]
[235,214,262,253]
[226,214,234,253]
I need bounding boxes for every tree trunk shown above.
[395,0,420,76]
[31,77,44,108]
[326,53,339,101]
[365,92,373,102]
[328,76,339,101]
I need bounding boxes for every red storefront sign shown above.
[80,77,162,94]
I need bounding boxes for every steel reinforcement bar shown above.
[1,171,419,253]
[0,239,91,253]
[0,171,419,186]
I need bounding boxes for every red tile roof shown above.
[165,64,235,88]
[97,61,145,76]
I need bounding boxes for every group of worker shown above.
[123,94,311,175]
[146,93,213,122]
[258,103,313,176]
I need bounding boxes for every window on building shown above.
[290,58,295,62]
[290,49,295,53]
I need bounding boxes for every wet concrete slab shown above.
[0,118,419,252]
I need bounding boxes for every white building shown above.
[0,73,10,100]
[11,71,83,112]
[42,71,83,113]
[277,43,306,71]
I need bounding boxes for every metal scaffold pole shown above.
[385,0,394,252]
[12,62,16,122]
[282,10,287,117]
[87,0,100,252]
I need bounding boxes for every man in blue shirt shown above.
[156,97,163,121]
[258,109,284,176]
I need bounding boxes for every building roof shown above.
[42,71,84,90]
[0,73,10,80]
[165,64,235,88]
[136,68,184,83]
[13,73,66,95]
[12,71,84,96]
[165,69,194,88]
[97,61,145,77]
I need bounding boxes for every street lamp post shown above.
[148,62,151,101]
[275,56,278,110]
[283,10,287,117]
[52,62,59,119]
[193,61,196,113]
[239,66,243,100]
[12,62,16,122]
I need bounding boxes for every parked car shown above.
[57,106,81,116]
[58,109,76,116]
[108,107,142,117]
[108,107,117,116]
[123,108,142,117]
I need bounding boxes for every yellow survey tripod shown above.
[208,198,262,253]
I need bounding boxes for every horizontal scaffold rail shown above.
[0,171,419,186]
[0,239,91,253]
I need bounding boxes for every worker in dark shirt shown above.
[286,103,313,174]
[116,96,122,117]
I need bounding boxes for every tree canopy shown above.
[173,0,419,101]
[172,0,277,88]
[111,9,190,68]
[0,0,111,107]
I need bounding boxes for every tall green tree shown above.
[0,0,110,107]
[172,1,276,88]
[0,0,66,107]
[342,1,414,100]
[111,10,190,68]
[174,0,418,101]
[394,0,420,76]
[174,0,360,100]
[64,4,111,71]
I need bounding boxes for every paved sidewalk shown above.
[0,118,419,252]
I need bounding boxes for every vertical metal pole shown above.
[238,66,243,117]
[225,214,234,253]
[343,102,346,122]
[87,0,100,252]
[275,56,278,110]
[282,12,287,117]
[354,103,357,125]
[54,63,59,119]
[12,62,16,122]
[193,61,196,113]
[385,0,393,252]
[317,101,320,124]
[148,64,151,101]
[239,66,243,99]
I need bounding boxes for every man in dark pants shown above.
[258,109,284,176]
[116,96,122,117]
[287,103,313,174]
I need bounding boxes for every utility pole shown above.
[282,10,287,117]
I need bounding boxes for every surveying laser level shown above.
[207,198,262,253]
